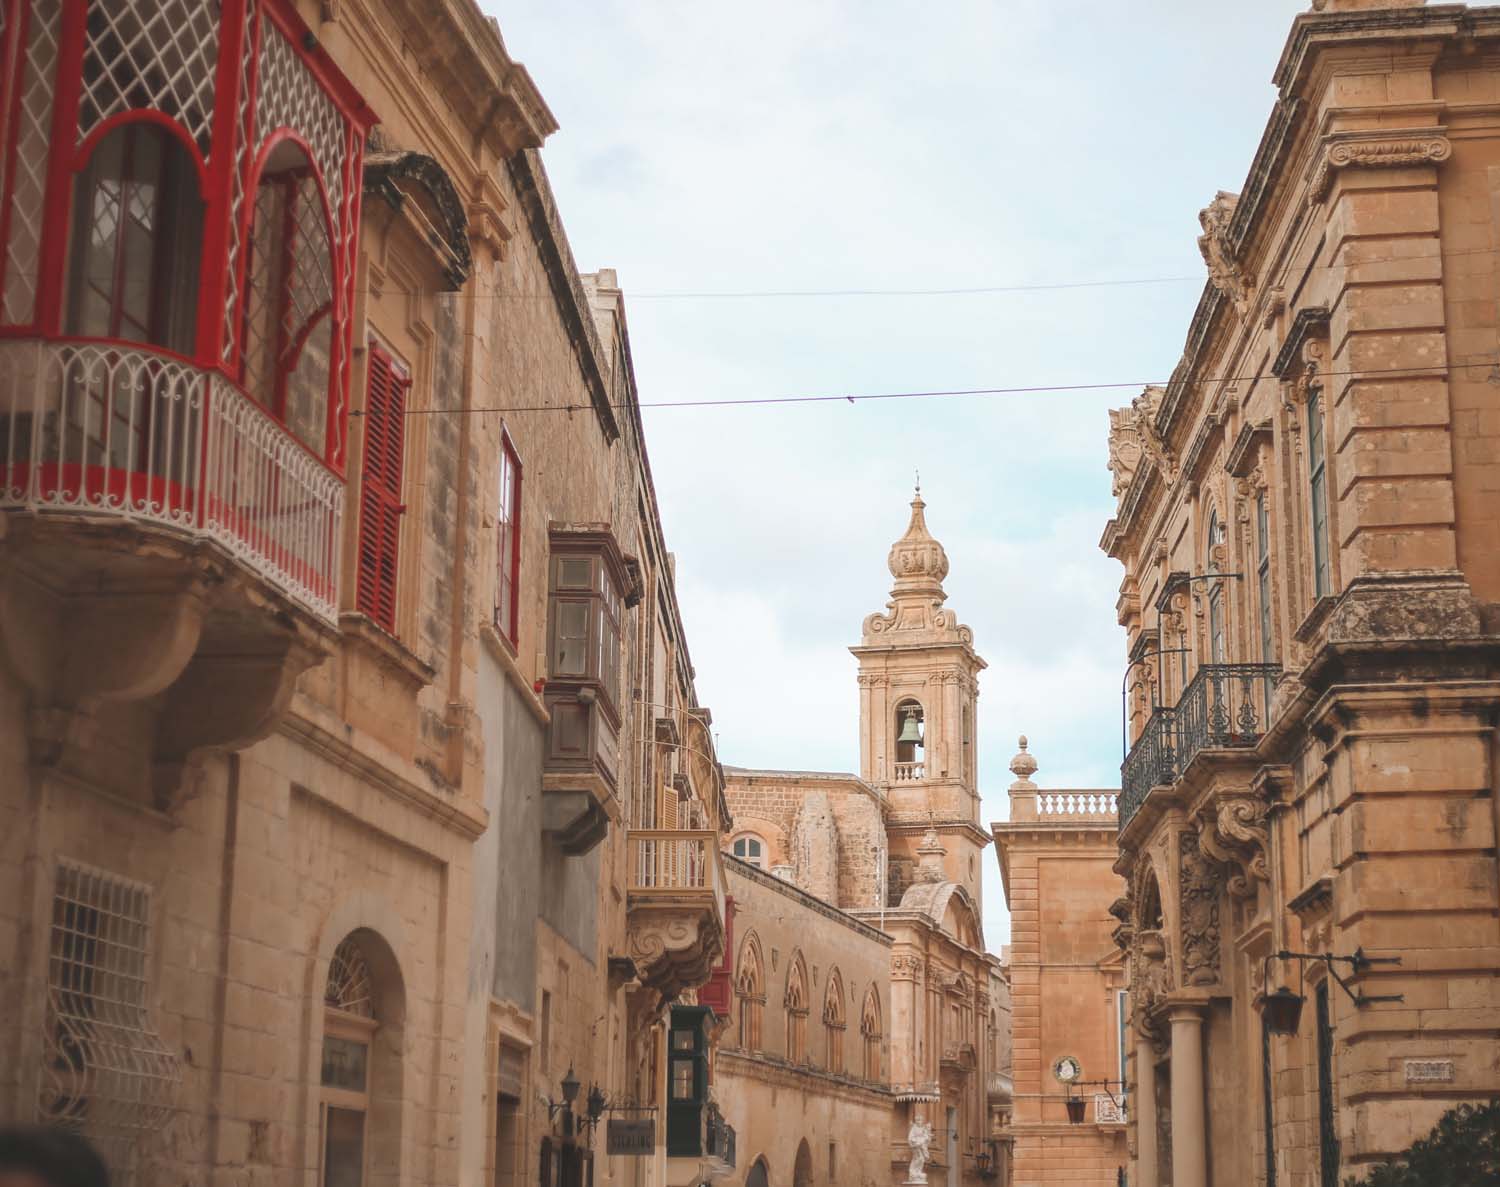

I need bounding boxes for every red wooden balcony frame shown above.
[0,0,377,476]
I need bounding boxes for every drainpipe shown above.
[445,250,482,787]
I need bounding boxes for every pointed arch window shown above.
[861,988,883,1081]
[735,935,765,1051]
[785,955,808,1064]
[822,969,846,1073]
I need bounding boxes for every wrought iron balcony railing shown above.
[0,339,343,623]
[1119,663,1280,830]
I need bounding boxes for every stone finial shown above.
[887,490,950,600]
[1009,736,1038,786]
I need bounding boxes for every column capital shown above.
[1163,993,1212,1024]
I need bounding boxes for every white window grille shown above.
[254,16,346,222]
[39,860,180,1182]
[325,936,375,1018]
[221,0,258,364]
[2,0,61,325]
[77,0,221,156]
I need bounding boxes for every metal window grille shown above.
[39,860,180,1184]
[325,936,375,1018]
[2,0,61,325]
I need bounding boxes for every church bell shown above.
[898,710,923,745]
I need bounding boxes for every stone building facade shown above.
[0,1,728,1185]
[715,856,894,1187]
[720,493,1012,1187]
[1100,1,1500,1184]
[992,741,1126,1187]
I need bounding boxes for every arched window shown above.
[320,930,403,1187]
[66,122,204,355]
[784,953,808,1063]
[822,968,846,1073]
[736,933,765,1051]
[1206,509,1226,663]
[732,835,765,869]
[894,698,924,780]
[242,138,334,457]
[861,988,883,1081]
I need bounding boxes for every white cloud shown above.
[487,0,1310,951]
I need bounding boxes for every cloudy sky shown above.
[487,0,1309,946]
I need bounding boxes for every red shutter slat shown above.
[357,344,409,632]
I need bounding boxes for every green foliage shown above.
[1345,1101,1500,1187]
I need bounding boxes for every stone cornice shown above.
[1272,306,1331,378]
[1225,420,1273,479]
[1181,411,1223,486]
[505,151,620,443]
[279,706,490,839]
[1306,127,1452,204]
[725,856,893,946]
[717,1047,893,1105]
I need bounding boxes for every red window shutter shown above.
[357,343,409,631]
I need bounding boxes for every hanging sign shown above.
[606,1119,655,1156]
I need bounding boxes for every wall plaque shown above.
[1404,1059,1455,1084]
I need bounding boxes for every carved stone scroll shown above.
[1178,830,1222,987]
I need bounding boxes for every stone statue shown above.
[906,1115,934,1184]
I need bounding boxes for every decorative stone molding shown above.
[1178,830,1222,987]
[1197,796,1271,899]
[1308,129,1451,204]
[627,908,724,1007]
[891,953,924,982]
[363,151,474,289]
[1198,191,1252,314]
[1107,385,1175,499]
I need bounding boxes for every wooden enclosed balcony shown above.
[625,830,727,1004]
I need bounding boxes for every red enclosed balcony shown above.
[0,0,375,624]
[0,0,374,806]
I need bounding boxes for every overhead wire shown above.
[352,358,1500,418]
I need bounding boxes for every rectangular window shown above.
[1117,990,1129,1095]
[1307,390,1331,599]
[1208,585,1225,663]
[670,1059,695,1101]
[1316,983,1339,1187]
[356,343,410,632]
[41,861,174,1156]
[495,1044,525,1187]
[1257,493,1274,664]
[496,431,522,645]
[323,1106,366,1187]
[545,552,623,714]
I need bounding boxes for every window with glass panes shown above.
[1257,493,1273,663]
[1308,389,1331,598]
[547,553,622,714]
[1207,512,1226,662]
[496,432,521,644]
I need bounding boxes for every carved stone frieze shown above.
[1178,829,1222,987]
[1309,130,1452,204]
[891,953,924,982]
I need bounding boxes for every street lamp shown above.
[1257,948,1404,1037]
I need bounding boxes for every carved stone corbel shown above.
[1198,795,1271,899]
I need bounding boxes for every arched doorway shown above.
[793,1139,812,1187]
[746,1156,770,1187]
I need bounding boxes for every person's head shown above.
[0,1128,109,1187]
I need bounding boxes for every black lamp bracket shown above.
[1267,947,1404,1009]
[1068,1078,1128,1109]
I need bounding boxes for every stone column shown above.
[1169,1004,1207,1187]
[1135,1035,1158,1187]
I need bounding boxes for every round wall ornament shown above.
[1052,1055,1082,1084]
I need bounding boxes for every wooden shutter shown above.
[357,344,409,632]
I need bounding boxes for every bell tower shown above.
[852,488,988,908]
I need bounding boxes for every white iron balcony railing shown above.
[0,339,342,623]
[627,829,727,924]
[893,761,924,782]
